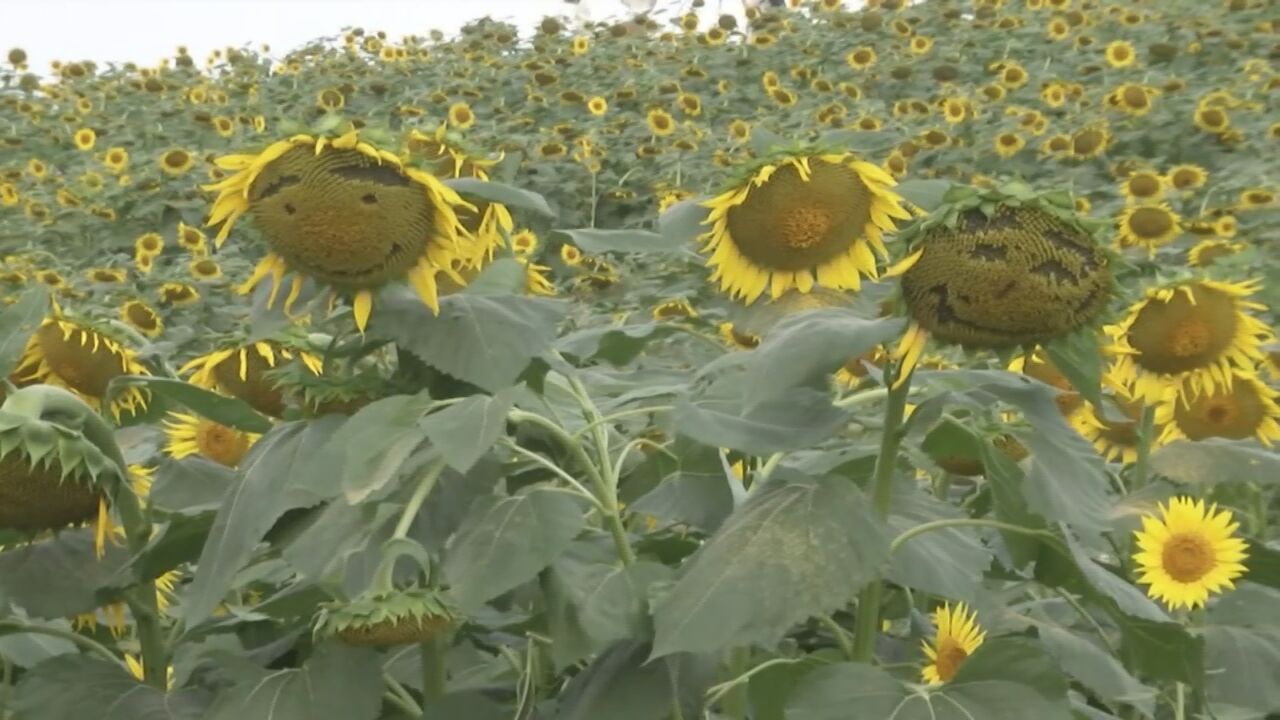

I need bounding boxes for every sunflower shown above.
[511,229,539,256]
[164,411,260,467]
[1108,279,1275,404]
[921,603,986,685]
[1070,383,1155,464]
[1009,349,1084,416]
[203,131,475,332]
[180,340,323,418]
[994,132,1025,157]
[120,300,163,337]
[135,253,154,276]
[1120,171,1166,204]
[1071,126,1111,158]
[1168,164,1207,191]
[896,187,1111,380]
[699,152,908,303]
[1188,239,1245,268]
[102,147,128,174]
[73,128,96,151]
[1116,204,1181,254]
[1133,497,1248,610]
[158,282,200,306]
[1193,106,1230,134]
[846,47,876,70]
[719,322,760,350]
[212,116,236,138]
[0,183,18,207]
[651,298,697,321]
[159,149,195,176]
[586,96,608,116]
[1238,188,1274,208]
[316,88,345,111]
[177,221,208,254]
[1113,84,1157,115]
[14,318,151,420]
[1156,369,1280,445]
[1105,40,1136,68]
[189,258,223,281]
[448,102,475,129]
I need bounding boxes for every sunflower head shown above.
[0,400,120,535]
[14,316,151,420]
[898,183,1112,349]
[164,411,259,467]
[1157,370,1280,445]
[697,149,909,303]
[120,300,163,338]
[921,602,986,685]
[314,587,456,647]
[1133,497,1248,610]
[267,362,388,417]
[180,339,323,418]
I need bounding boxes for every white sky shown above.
[1,0,762,74]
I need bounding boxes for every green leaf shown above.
[548,538,673,651]
[1149,440,1280,486]
[892,178,954,212]
[10,655,211,720]
[0,285,48,379]
[742,311,904,403]
[657,199,709,246]
[628,438,735,534]
[0,619,76,668]
[651,474,888,658]
[300,395,432,503]
[461,257,528,295]
[0,529,130,618]
[420,387,518,473]
[557,323,682,365]
[785,662,906,720]
[886,484,994,602]
[445,177,555,217]
[556,641,714,720]
[442,484,586,610]
[184,420,340,626]
[1202,626,1280,716]
[677,382,852,454]
[1119,617,1203,683]
[148,457,235,515]
[1038,626,1156,715]
[105,376,274,434]
[204,643,383,720]
[553,228,685,254]
[371,287,566,392]
[1042,327,1104,409]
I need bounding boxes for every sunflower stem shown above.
[374,458,449,594]
[720,647,751,719]
[419,632,448,715]
[851,363,913,662]
[1131,404,1156,489]
[1173,682,1186,720]
[565,375,636,567]
[0,620,127,670]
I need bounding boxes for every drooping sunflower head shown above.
[314,587,456,647]
[697,150,909,303]
[14,316,151,420]
[119,299,163,338]
[1108,279,1274,404]
[1133,496,1248,610]
[899,183,1112,349]
[265,362,388,417]
[163,411,260,467]
[1187,239,1246,268]
[180,338,323,418]
[0,400,120,536]
[1157,369,1280,446]
[204,131,476,329]
[1070,381,1155,464]
[921,602,986,685]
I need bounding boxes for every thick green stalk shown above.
[373,458,448,593]
[419,633,449,716]
[1130,404,1156,489]
[851,365,913,662]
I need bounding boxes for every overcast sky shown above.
[1,0,766,73]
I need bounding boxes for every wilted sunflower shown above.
[1156,369,1280,445]
[895,184,1111,380]
[652,298,697,321]
[119,300,163,337]
[921,602,985,685]
[164,411,260,467]
[1108,279,1274,404]
[180,340,323,418]
[698,151,908,303]
[314,588,456,647]
[204,131,475,331]
[719,322,760,350]
[1133,497,1247,610]
[14,317,151,420]
[1116,204,1181,254]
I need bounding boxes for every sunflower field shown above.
[1,0,1279,716]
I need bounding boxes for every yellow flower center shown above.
[1161,532,1214,583]
[934,639,969,683]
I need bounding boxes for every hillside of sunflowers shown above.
[1,0,1279,716]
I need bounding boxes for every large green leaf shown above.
[677,380,852,454]
[886,484,994,602]
[742,311,904,403]
[148,456,235,515]
[370,286,566,392]
[651,473,888,658]
[445,176,555,217]
[442,484,586,610]
[1149,440,1280,486]
[0,285,48,379]
[420,387,518,473]
[657,198,709,246]
[554,228,685,254]
[1202,626,1280,716]
[556,641,714,720]
[784,662,907,719]
[104,376,273,434]
[296,395,432,503]
[892,178,954,212]
[0,619,76,668]
[184,420,340,626]
[204,643,382,720]
[1041,327,1104,409]
[1119,617,1203,684]
[1038,626,1155,715]
[10,655,211,720]
[627,436,735,533]
[547,537,673,652]
[0,529,130,618]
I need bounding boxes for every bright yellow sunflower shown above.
[699,152,908,303]
[1105,40,1137,68]
[73,128,96,151]
[1168,164,1208,192]
[1120,171,1166,204]
[1156,369,1280,446]
[203,131,478,332]
[921,602,986,685]
[1116,204,1181,255]
[1108,279,1275,405]
[164,411,260,467]
[1133,497,1248,610]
